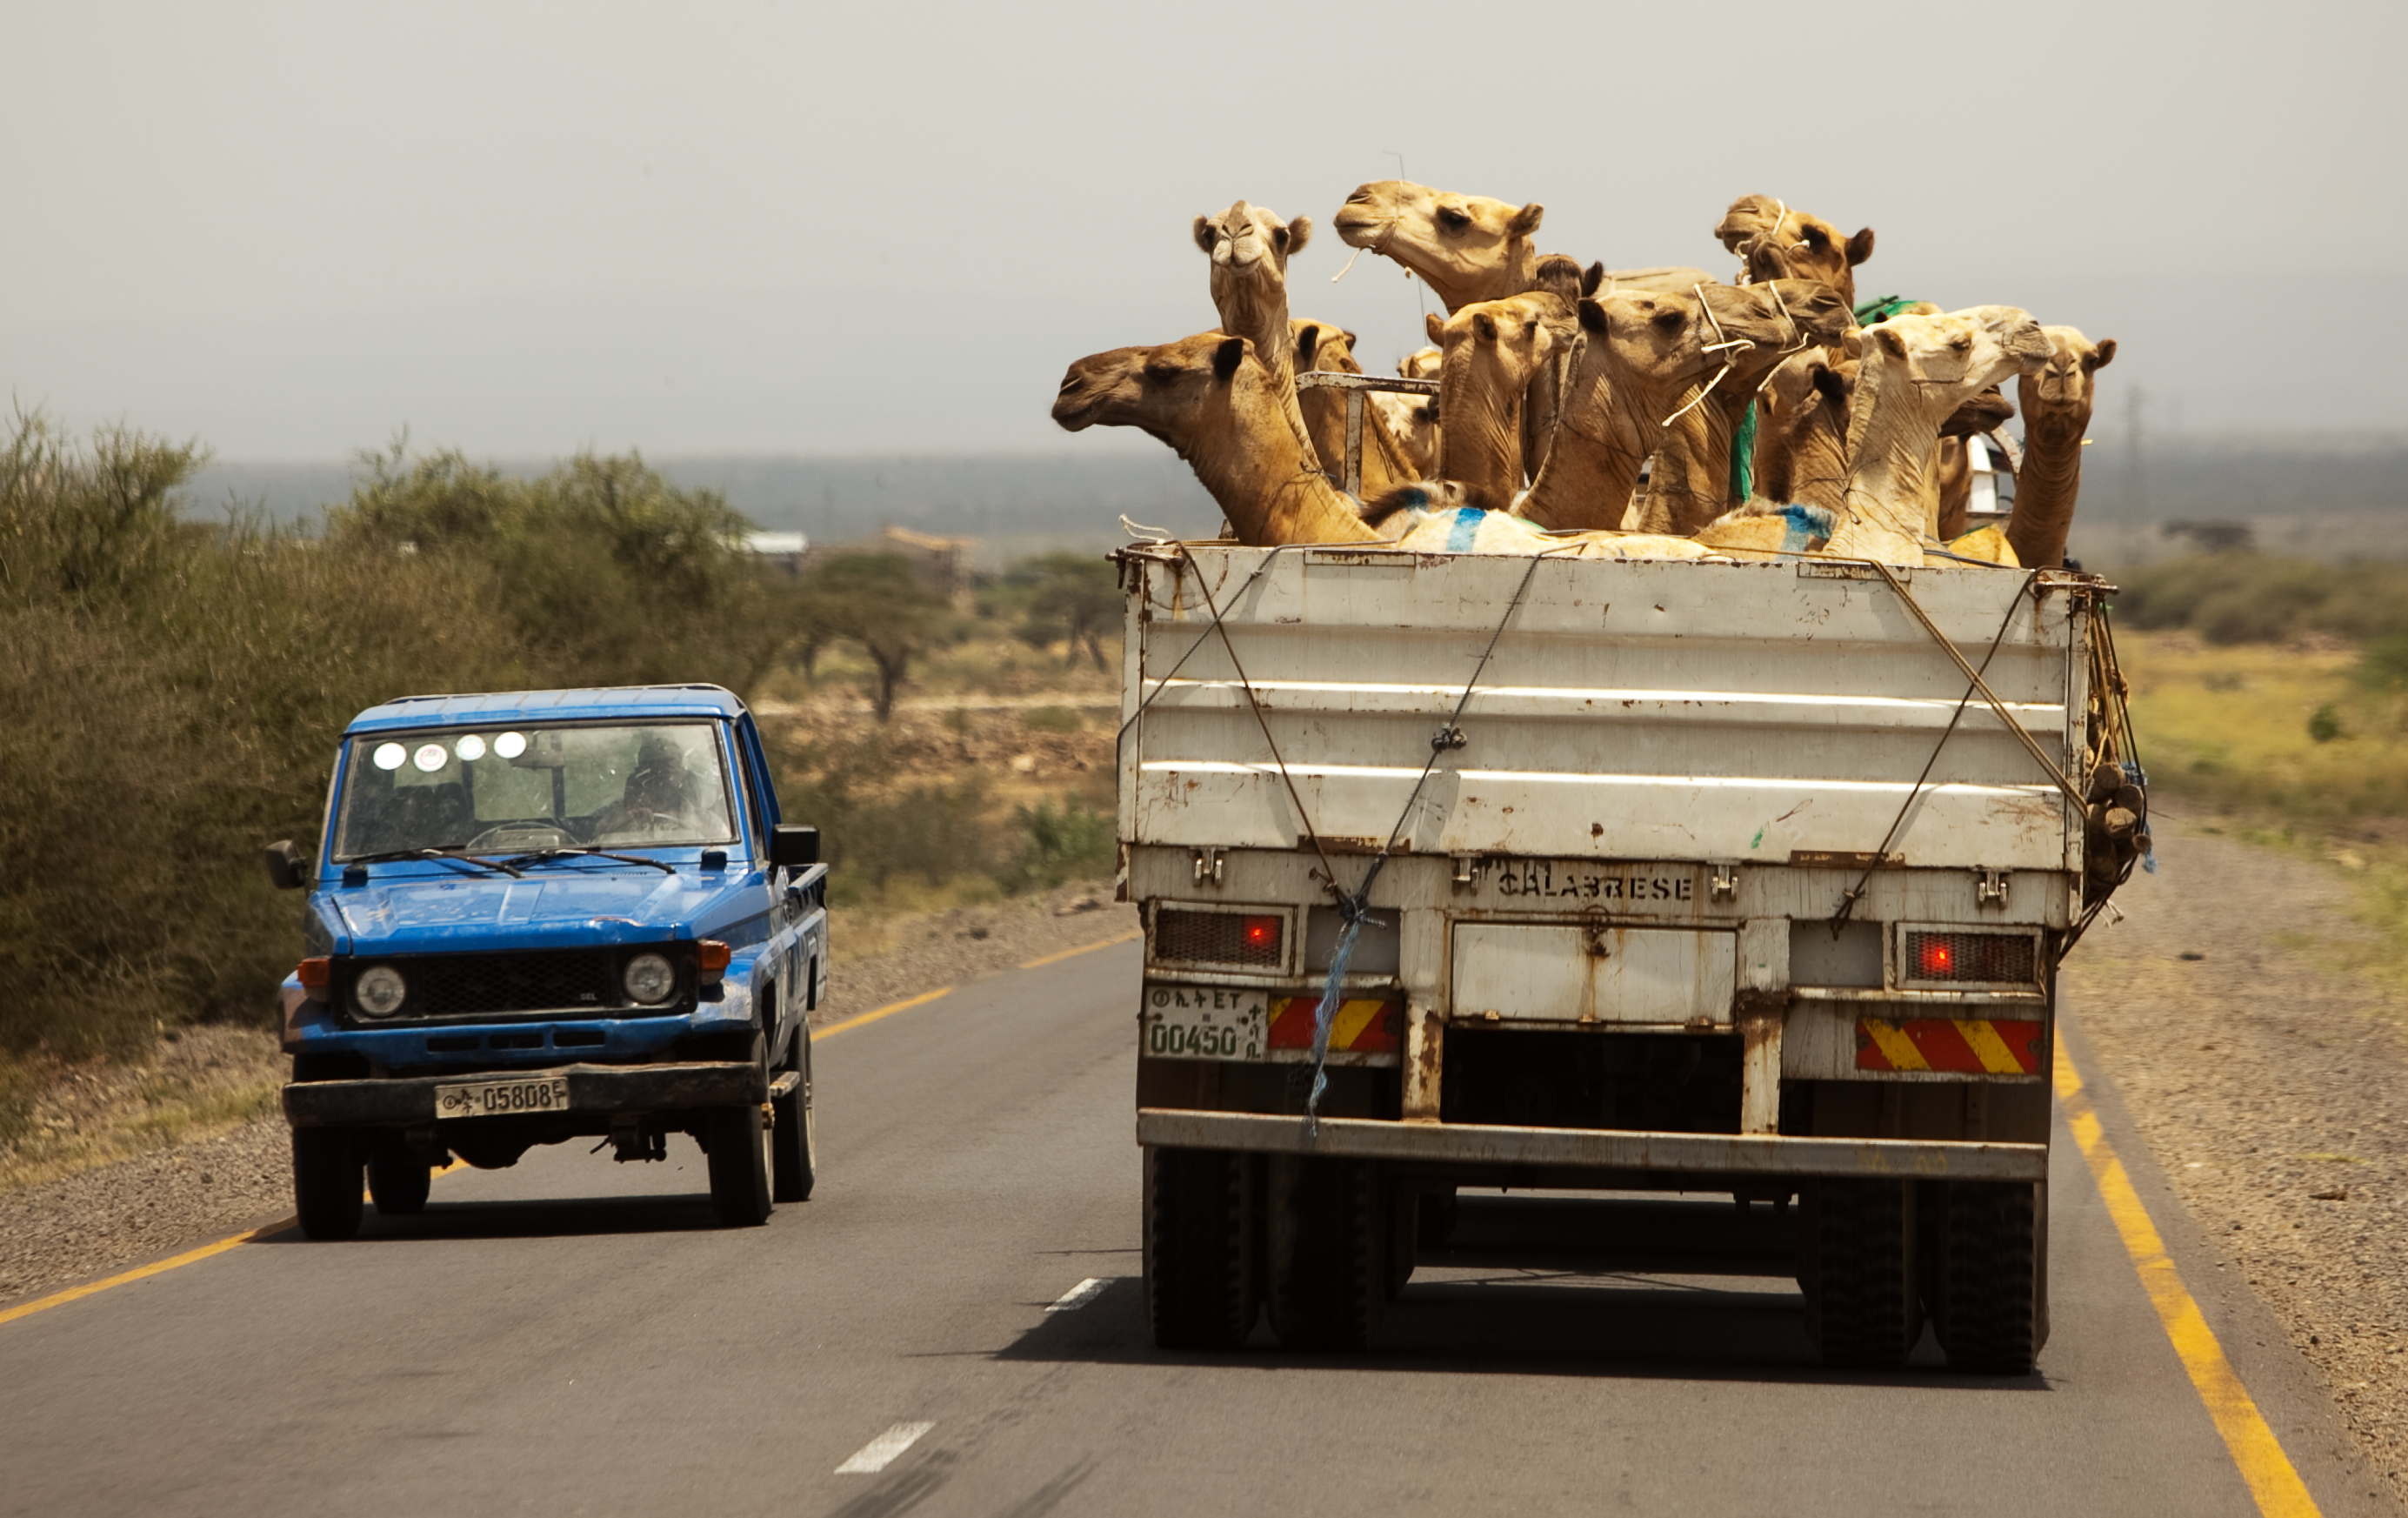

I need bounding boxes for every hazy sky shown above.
[5,0,2402,460]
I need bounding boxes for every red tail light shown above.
[1904,930,2037,986]
[1917,938,1956,979]
[1243,915,1280,954]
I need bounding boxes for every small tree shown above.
[804,553,948,721]
[1006,552,1119,672]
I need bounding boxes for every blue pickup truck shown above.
[265,685,829,1239]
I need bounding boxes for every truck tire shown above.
[292,1127,363,1241]
[1143,1146,1258,1350]
[1805,1178,1921,1369]
[771,1030,816,1204]
[1932,1180,2047,1374]
[1416,1185,1459,1250]
[367,1138,430,1215]
[1267,1155,1384,1351]
[706,1104,773,1227]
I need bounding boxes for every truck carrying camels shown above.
[1061,182,2142,1377]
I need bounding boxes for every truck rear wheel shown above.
[771,1030,816,1204]
[367,1138,430,1215]
[1143,1146,1258,1350]
[1805,1178,1921,1369]
[706,1104,773,1227]
[292,1127,363,1241]
[1267,1155,1384,1351]
[1932,1180,2047,1374]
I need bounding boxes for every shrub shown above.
[1021,705,1084,733]
[1003,796,1117,893]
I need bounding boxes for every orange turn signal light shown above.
[297,957,332,993]
[695,940,731,973]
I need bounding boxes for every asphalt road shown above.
[0,942,2391,1515]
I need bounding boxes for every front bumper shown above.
[1136,1108,2049,1182]
[284,1060,767,1129]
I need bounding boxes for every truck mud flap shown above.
[284,1061,768,1128]
[1137,1108,2047,1182]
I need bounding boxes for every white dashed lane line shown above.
[1045,1278,1107,1314]
[836,1422,936,1475]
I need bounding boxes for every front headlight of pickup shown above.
[624,952,677,1006]
[354,964,408,1018]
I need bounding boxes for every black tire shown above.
[366,1138,430,1215]
[1932,1180,2046,1374]
[771,1029,817,1204]
[706,1103,773,1227]
[292,1127,363,1241]
[1416,1185,1459,1251]
[1143,1147,1259,1350]
[1267,1155,1384,1351]
[1385,1183,1417,1300]
[1805,1178,1921,1369]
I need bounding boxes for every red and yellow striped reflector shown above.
[1268,997,1403,1053]
[1856,1017,2043,1075]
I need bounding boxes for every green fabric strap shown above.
[1854,294,1918,325]
[1730,400,1757,503]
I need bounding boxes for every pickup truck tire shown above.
[292,1127,364,1241]
[367,1139,431,1215]
[705,1103,773,1227]
[1267,1155,1384,1351]
[1931,1180,2046,1374]
[771,1031,816,1203]
[1805,1178,1921,1369]
[1143,1146,1258,1350]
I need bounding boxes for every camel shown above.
[1715,195,1876,310]
[1193,200,1318,465]
[1052,331,1720,561]
[1371,346,1443,479]
[1518,281,1852,532]
[1428,294,1567,498]
[1331,180,1713,311]
[2006,326,2117,570]
[1932,387,2017,539]
[1824,309,2052,565]
[1292,320,1421,496]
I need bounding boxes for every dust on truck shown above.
[1118,545,2145,1372]
[265,685,828,1239]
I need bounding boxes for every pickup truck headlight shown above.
[624,953,677,1006]
[355,965,408,1018]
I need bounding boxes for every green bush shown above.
[1020,705,1084,733]
[2118,556,2408,645]
[1003,796,1117,893]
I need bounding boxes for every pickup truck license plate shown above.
[1143,986,1267,1061]
[436,1074,571,1119]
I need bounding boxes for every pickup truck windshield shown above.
[334,722,737,859]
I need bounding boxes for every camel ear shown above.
[1343,329,1359,349]
[1578,298,1608,334]
[1507,202,1544,239]
[1284,217,1313,256]
[1872,325,1907,359]
[1295,324,1322,366]
[1212,336,1247,383]
[1581,262,1604,298]
[1473,311,1499,344]
[1192,216,1216,255]
[1846,227,1875,267]
[1425,311,1446,345]
[2088,338,2118,371]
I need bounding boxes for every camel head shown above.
[1052,331,1264,450]
[1398,346,1443,382]
[1333,179,1544,313]
[1860,307,2051,405]
[2023,326,2118,420]
[1293,321,1364,376]
[1433,292,1565,496]
[1193,200,1311,278]
[1715,195,1875,307]
[1572,279,1851,401]
[1940,387,2016,439]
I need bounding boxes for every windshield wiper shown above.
[502,847,679,875]
[344,848,525,879]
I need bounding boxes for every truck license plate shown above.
[436,1074,572,1119]
[1143,986,1267,1061]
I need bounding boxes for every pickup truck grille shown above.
[350,951,629,1021]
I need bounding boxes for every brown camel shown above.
[1369,346,1443,479]
[2006,326,2117,570]
[1825,308,2052,565]
[1518,280,1851,531]
[1429,294,1567,499]
[1715,195,1876,310]
[1331,180,1549,313]
[1932,388,2018,539]
[1193,200,1318,465]
[1292,320,1420,495]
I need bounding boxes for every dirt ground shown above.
[0,879,1131,1311]
[2067,815,2408,1507]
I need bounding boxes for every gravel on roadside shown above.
[2067,817,2408,1510]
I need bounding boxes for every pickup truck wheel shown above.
[1806,1178,1922,1369]
[771,1031,816,1203]
[1932,1180,2046,1374]
[366,1139,430,1215]
[292,1127,364,1241]
[706,1103,773,1227]
[1267,1155,1384,1351]
[1143,1146,1258,1350]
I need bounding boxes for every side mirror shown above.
[770,825,820,870]
[263,839,310,891]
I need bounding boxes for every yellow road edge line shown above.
[2056,1043,2321,1518]
[1019,928,1143,971]
[816,986,951,1040]
[0,1220,290,1328]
